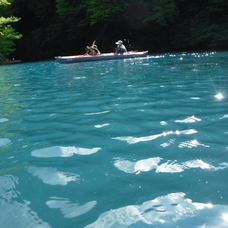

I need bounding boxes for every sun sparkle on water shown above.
[221,213,228,222]
[215,93,224,100]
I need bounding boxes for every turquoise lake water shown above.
[0,52,228,228]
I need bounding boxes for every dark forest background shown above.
[5,0,228,61]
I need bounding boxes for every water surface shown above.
[0,52,228,227]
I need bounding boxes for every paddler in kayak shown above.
[115,40,127,53]
[86,43,100,55]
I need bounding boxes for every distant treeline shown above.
[7,0,228,60]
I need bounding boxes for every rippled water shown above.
[1,52,228,228]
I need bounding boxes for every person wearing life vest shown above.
[115,40,127,53]
[87,45,100,55]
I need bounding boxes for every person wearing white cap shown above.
[115,40,127,53]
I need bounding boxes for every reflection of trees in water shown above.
[0,67,26,129]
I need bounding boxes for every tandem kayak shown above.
[55,51,148,64]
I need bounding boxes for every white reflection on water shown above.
[220,114,228,119]
[114,157,228,174]
[73,76,86,80]
[0,138,11,147]
[175,116,201,123]
[160,121,168,125]
[215,93,224,100]
[178,139,209,148]
[85,192,228,228]
[113,129,197,144]
[160,138,176,147]
[85,110,110,115]
[221,213,228,223]
[191,97,200,99]
[46,197,97,218]
[27,166,79,185]
[114,157,162,174]
[0,118,9,123]
[161,139,209,149]
[31,146,101,157]
[95,123,110,128]
[215,92,227,100]
[0,175,51,228]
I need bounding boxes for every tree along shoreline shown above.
[2,0,228,62]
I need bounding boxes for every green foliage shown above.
[144,0,179,26]
[27,0,56,22]
[125,1,150,30]
[130,0,179,51]
[0,16,19,24]
[0,0,22,58]
[0,52,8,64]
[2,0,228,60]
[0,0,10,5]
[84,0,129,25]
[0,24,22,55]
[171,0,228,50]
[56,0,79,15]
